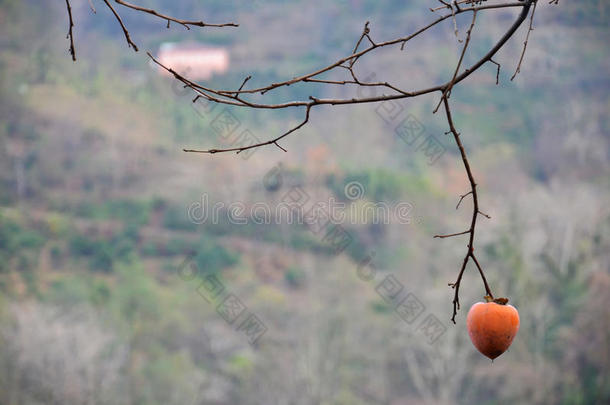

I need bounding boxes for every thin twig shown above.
[102,0,138,51]
[489,58,500,84]
[471,254,493,297]
[65,0,76,61]
[450,1,459,38]
[238,76,252,92]
[434,9,478,113]
[183,106,312,154]
[456,191,473,209]
[478,210,491,219]
[350,21,370,67]
[114,0,239,29]
[442,97,494,323]
[434,230,471,239]
[511,0,537,81]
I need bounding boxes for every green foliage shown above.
[91,280,111,306]
[75,199,151,226]
[69,227,138,272]
[162,205,197,231]
[227,353,254,376]
[0,214,45,272]
[112,262,162,324]
[326,168,432,202]
[47,275,94,306]
[0,214,43,250]
[165,238,197,256]
[369,299,393,315]
[105,199,151,226]
[284,266,306,288]
[141,241,160,256]
[193,234,239,276]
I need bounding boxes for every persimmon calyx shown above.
[484,295,509,305]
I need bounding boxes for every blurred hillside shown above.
[0,1,609,404]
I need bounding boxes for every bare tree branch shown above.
[157,2,542,324]
[60,0,552,322]
[148,2,537,322]
[489,58,501,84]
[441,96,495,323]
[65,0,76,61]
[149,1,534,158]
[456,191,473,209]
[113,0,239,29]
[177,2,528,98]
[511,0,538,80]
[433,9,478,113]
[434,230,471,239]
[102,0,138,52]
[183,106,312,155]
[64,0,238,59]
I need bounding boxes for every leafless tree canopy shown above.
[63,0,555,322]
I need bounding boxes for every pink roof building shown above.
[156,42,229,80]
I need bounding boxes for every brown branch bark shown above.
[433,9,478,113]
[64,0,237,60]
[511,0,537,80]
[160,1,537,323]
[65,0,76,61]
[113,1,238,29]
[60,0,548,322]
[156,1,534,156]
[172,1,528,99]
[442,97,494,324]
[102,0,139,52]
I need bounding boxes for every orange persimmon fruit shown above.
[466,296,519,360]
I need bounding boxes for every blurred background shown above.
[0,1,608,404]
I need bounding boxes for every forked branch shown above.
[64,0,238,60]
[442,97,494,323]
[149,1,534,157]
[63,0,555,322]
[145,1,537,322]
